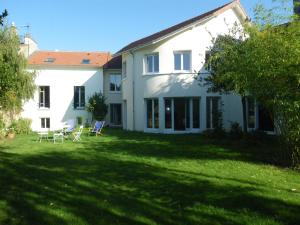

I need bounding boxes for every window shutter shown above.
[81,86,85,107]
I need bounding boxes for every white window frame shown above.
[174,51,192,72]
[74,86,85,110]
[206,97,222,129]
[38,86,50,109]
[145,99,159,130]
[110,74,122,92]
[41,117,50,129]
[145,53,159,74]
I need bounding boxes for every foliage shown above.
[9,118,32,134]
[0,9,8,26]
[229,122,243,140]
[86,92,108,121]
[198,0,300,166]
[0,25,36,118]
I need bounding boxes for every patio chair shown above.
[73,125,84,142]
[63,119,76,137]
[89,121,105,136]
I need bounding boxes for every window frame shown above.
[38,86,50,109]
[174,51,192,72]
[145,53,159,74]
[145,99,159,129]
[74,86,85,110]
[109,74,122,92]
[110,104,122,126]
[205,51,212,71]
[206,97,222,129]
[41,117,50,129]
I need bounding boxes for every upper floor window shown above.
[122,61,127,78]
[39,86,50,108]
[74,86,85,109]
[81,59,90,64]
[205,51,212,71]
[110,74,121,92]
[146,53,159,74]
[174,51,191,71]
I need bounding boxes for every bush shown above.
[202,128,227,139]
[10,118,32,134]
[229,122,243,140]
[86,92,108,121]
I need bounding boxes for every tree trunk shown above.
[241,96,248,133]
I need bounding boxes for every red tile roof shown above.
[116,0,243,54]
[103,55,122,69]
[28,51,112,67]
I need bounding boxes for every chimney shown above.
[294,0,300,17]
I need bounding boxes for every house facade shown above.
[20,0,275,133]
[116,0,255,133]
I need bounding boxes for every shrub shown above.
[10,118,32,134]
[229,122,243,140]
[86,92,108,121]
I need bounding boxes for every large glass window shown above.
[174,51,191,71]
[74,86,85,109]
[110,74,121,92]
[110,104,122,126]
[146,54,159,73]
[39,86,50,108]
[165,99,172,129]
[41,118,50,129]
[146,99,159,129]
[206,97,221,129]
[193,98,200,128]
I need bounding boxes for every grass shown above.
[0,128,299,225]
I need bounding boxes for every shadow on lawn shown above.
[0,146,300,225]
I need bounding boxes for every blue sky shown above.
[1,0,291,53]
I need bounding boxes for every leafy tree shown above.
[0,9,8,26]
[86,92,108,121]
[0,24,36,120]
[199,0,300,166]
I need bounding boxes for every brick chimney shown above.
[294,0,300,17]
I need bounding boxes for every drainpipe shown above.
[130,50,135,131]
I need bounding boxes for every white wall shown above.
[122,8,244,133]
[22,66,103,131]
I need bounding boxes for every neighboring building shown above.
[115,0,256,133]
[22,51,116,131]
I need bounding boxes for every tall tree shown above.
[0,10,8,26]
[0,25,36,119]
[200,0,300,166]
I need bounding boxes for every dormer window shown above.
[82,59,90,64]
[44,58,56,63]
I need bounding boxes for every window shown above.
[193,98,200,128]
[39,86,50,108]
[44,58,55,63]
[205,51,212,71]
[246,97,256,129]
[165,99,172,129]
[41,118,50,129]
[110,104,122,126]
[206,97,221,129]
[74,86,85,109]
[122,61,127,78]
[174,51,191,71]
[110,74,122,92]
[146,54,159,73]
[82,59,90,64]
[146,99,159,129]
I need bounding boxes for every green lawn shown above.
[0,129,299,225]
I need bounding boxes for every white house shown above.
[21,0,275,133]
[22,50,120,131]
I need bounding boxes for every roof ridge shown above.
[34,50,111,54]
[116,0,242,54]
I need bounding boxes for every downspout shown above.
[130,50,135,131]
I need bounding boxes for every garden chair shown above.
[89,121,105,136]
[63,119,76,138]
[73,125,84,142]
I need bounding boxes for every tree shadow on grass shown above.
[0,149,300,225]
